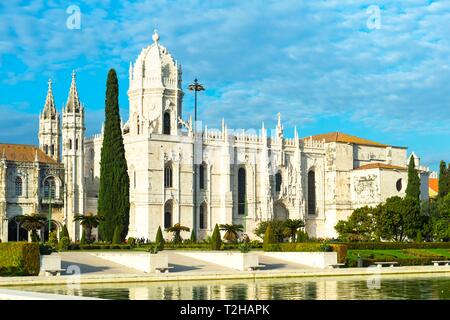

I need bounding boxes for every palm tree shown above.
[283,219,305,242]
[74,213,103,243]
[15,214,47,242]
[166,223,190,244]
[219,224,244,243]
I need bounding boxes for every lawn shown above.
[347,248,450,266]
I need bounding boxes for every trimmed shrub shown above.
[58,236,70,251]
[263,224,275,251]
[112,225,122,244]
[330,244,348,264]
[60,225,70,243]
[0,242,40,276]
[127,237,136,248]
[347,257,440,267]
[80,229,87,245]
[211,224,222,250]
[190,230,197,243]
[155,226,165,251]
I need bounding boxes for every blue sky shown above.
[0,0,449,172]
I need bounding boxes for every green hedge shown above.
[68,244,131,250]
[0,242,40,276]
[342,242,450,250]
[264,243,348,263]
[347,257,441,267]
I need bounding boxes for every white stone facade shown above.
[0,32,430,243]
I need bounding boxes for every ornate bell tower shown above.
[127,31,183,137]
[62,71,85,241]
[39,79,61,161]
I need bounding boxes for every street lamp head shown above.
[188,78,205,92]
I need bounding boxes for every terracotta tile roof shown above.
[354,163,407,171]
[429,178,439,193]
[0,143,57,164]
[304,132,389,147]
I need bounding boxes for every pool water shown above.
[6,273,450,300]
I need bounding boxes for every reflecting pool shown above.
[5,273,450,300]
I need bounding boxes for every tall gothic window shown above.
[199,202,207,229]
[308,170,316,215]
[44,145,49,154]
[275,172,282,192]
[50,144,54,156]
[237,168,246,215]
[69,139,72,150]
[44,177,56,199]
[199,164,205,190]
[137,115,140,135]
[164,164,173,188]
[163,112,171,135]
[15,176,23,197]
[164,200,173,229]
[90,148,95,160]
[75,138,79,150]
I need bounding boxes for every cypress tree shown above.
[211,224,222,250]
[439,161,448,198]
[112,225,122,244]
[155,226,165,251]
[405,156,421,200]
[60,224,70,243]
[98,69,130,242]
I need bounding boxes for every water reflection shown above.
[6,274,450,300]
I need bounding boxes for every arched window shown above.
[199,202,207,229]
[75,138,79,150]
[15,176,23,196]
[238,168,246,215]
[44,145,48,154]
[163,112,171,135]
[90,169,94,182]
[199,164,206,190]
[275,172,282,192]
[164,201,173,229]
[44,177,56,199]
[164,164,173,188]
[308,170,316,215]
[69,139,72,150]
[90,148,94,160]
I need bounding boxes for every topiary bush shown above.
[127,237,136,248]
[211,224,222,250]
[0,242,40,276]
[155,226,165,251]
[263,224,276,251]
[342,242,450,250]
[58,236,70,251]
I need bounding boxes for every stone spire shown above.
[65,70,81,113]
[43,79,57,119]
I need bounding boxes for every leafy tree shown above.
[335,206,377,242]
[112,225,122,244]
[74,213,102,243]
[438,161,448,198]
[405,156,421,200]
[254,220,286,243]
[283,219,305,242]
[433,194,450,241]
[98,69,130,242]
[219,224,244,243]
[48,230,59,249]
[166,223,190,244]
[375,197,405,241]
[210,224,222,250]
[155,226,165,250]
[401,197,422,240]
[16,214,46,242]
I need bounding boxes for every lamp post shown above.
[188,78,205,235]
